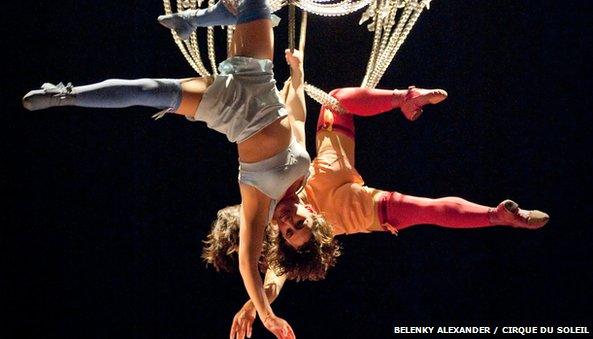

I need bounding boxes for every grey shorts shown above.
[190,56,288,143]
[238,138,311,221]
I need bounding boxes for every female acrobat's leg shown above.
[159,0,273,59]
[315,85,449,165]
[317,88,549,232]
[314,85,449,163]
[377,192,549,232]
[22,77,212,119]
[325,86,448,122]
[158,0,277,41]
[158,1,238,40]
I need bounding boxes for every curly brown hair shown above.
[201,204,270,274]
[267,213,341,282]
[202,205,341,281]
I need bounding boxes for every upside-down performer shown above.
[202,71,549,339]
[23,1,316,338]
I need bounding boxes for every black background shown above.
[4,1,592,338]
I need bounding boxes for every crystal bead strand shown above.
[163,0,193,72]
[207,0,219,75]
[185,0,207,73]
[181,1,212,76]
[163,0,211,76]
[362,9,384,87]
[370,0,403,86]
[164,0,207,75]
[295,0,372,17]
[360,0,382,86]
[368,0,426,88]
[304,83,348,114]
[270,0,288,12]
[367,0,413,87]
[366,1,407,87]
[180,0,212,76]
[364,0,399,87]
[226,25,235,57]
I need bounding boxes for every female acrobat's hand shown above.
[285,49,304,71]
[230,301,257,339]
[263,314,296,339]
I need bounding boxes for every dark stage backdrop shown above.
[4,1,592,338]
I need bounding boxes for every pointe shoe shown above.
[400,86,448,121]
[489,199,549,229]
[158,9,200,41]
[22,82,76,111]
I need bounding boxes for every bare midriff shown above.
[237,116,292,163]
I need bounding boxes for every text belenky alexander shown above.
[394,327,491,334]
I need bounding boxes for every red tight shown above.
[330,87,400,116]
[378,192,493,233]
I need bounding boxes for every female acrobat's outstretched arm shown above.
[229,51,305,335]
[160,2,298,338]
[238,184,295,339]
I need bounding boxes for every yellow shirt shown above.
[298,131,384,235]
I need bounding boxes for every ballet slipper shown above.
[400,86,448,121]
[22,82,76,111]
[158,10,201,41]
[489,199,549,229]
